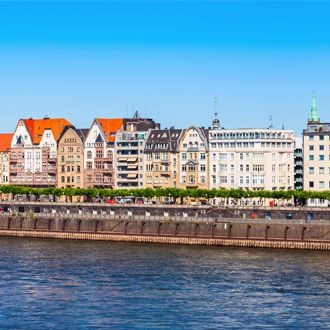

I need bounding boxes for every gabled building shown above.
[57,127,89,189]
[84,118,123,189]
[0,134,13,185]
[10,117,72,187]
[177,126,209,190]
[144,128,184,189]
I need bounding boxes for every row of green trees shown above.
[0,185,328,202]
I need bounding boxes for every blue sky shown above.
[1,2,330,136]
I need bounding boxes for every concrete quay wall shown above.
[2,201,330,221]
[1,216,330,250]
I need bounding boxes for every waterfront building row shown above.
[2,94,330,194]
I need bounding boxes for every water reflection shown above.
[0,238,329,329]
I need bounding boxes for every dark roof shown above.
[72,128,89,143]
[145,129,184,152]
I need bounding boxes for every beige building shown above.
[209,127,294,191]
[57,127,88,189]
[144,129,184,189]
[177,126,209,190]
[0,134,12,185]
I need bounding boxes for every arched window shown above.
[182,176,186,183]
[189,175,195,184]
[4,155,8,161]
[87,151,92,159]
[107,150,113,159]
[201,176,206,183]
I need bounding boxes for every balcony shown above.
[295,161,303,166]
[294,152,303,158]
[295,178,303,183]
[295,169,303,174]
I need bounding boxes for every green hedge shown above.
[0,185,327,202]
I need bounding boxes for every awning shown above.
[127,158,138,162]
[127,165,138,169]
[118,158,127,161]
[127,174,138,179]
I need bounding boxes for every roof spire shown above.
[310,92,318,122]
[282,118,285,130]
[212,97,221,129]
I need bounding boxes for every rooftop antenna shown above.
[126,106,128,118]
[269,115,274,129]
[132,106,133,118]
[282,117,285,130]
[145,106,146,118]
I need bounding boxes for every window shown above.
[230,165,234,174]
[181,165,186,172]
[87,175,92,183]
[61,166,65,173]
[96,150,103,158]
[319,167,325,174]
[320,145,324,151]
[239,176,243,186]
[309,155,314,161]
[253,153,264,160]
[246,153,249,160]
[68,147,73,152]
[309,146,314,151]
[77,176,81,183]
[240,153,243,160]
[219,153,227,160]
[67,176,70,183]
[200,153,206,160]
[309,167,314,174]
[61,147,64,152]
[213,154,216,160]
[272,153,276,159]
[320,135,324,140]
[319,181,325,189]
[61,176,65,183]
[61,156,65,162]
[320,155,324,161]
[246,165,249,171]
[230,176,234,186]
[77,165,81,173]
[155,176,159,183]
[272,176,276,185]
[246,176,249,186]
[220,164,227,172]
[253,164,264,172]
[87,162,92,170]
[200,176,206,184]
[220,176,227,183]
[87,151,92,159]
[200,164,206,171]
[188,164,195,171]
[272,164,276,172]
[67,166,70,172]
[181,153,186,160]
[77,156,80,162]
[252,175,265,184]
[240,165,243,172]
[309,135,314,140]
[230,154,234,160]
[107,150,113,158]
[309,181,314,188]
[147,176,152,184]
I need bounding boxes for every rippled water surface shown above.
[0,238,330,329]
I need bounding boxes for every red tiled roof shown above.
[24,118,72,144]
[96,118,123,142]
[0,134,13,152]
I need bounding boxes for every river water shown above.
[0,238,329,329]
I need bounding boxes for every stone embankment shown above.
[1,213,330,250]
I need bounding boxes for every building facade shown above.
[303,94,330,194]
[10,117,72,187]
[144,128,184,189]
[294,136,303,190]
[0,134,13,185]
[57,127,88,189]
[177,126,209,190]
[84,118,123,189]
[209,128,294,191]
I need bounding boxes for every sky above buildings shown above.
[1,1,330,136]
